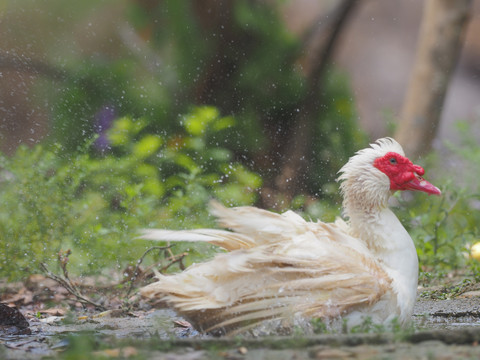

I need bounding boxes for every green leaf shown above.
[108,116,134,146]
[183,106,220,136]
[142,178,165,197]
[206,148,232,162]
[172,153,199,173]
[132,135,163,159]
[212,116,235,131]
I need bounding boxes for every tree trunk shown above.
[395,0,472,158]
[273,0,358,201]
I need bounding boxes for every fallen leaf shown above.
[92,309,129,319]
[38,308,67,316]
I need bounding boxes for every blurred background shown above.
[1,0,479,279]
[1,0,479,189]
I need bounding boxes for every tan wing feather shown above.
[139,201,315,251]
[139,229,256,251]
[209,201,311,243]
[140,221,392,334]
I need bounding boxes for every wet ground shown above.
[414,296,480,331]
[2,296,480,359]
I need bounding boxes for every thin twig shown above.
[124,245,173,297]
[57,249,81,294]
[39,262,107,311]
[158,252,187,273]
[140,252,187,276]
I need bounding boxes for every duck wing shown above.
[140,201,323,250]
[139,202,392,334]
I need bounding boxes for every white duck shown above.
[140,138,441,334]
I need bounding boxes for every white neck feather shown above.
[337,138,406,251]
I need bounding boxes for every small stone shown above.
[0,303,30,335]
[238,346,248,355]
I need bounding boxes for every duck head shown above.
[338,138,441,213]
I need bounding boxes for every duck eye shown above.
[389,157,397,165]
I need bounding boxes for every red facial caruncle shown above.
[373,152,441,195]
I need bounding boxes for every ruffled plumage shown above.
[139,138,430,334]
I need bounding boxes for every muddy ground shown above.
[2,296,480,359]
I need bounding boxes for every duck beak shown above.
[404,175,441,195]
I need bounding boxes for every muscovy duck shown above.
[140,138,441,334]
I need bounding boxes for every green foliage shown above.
[0,107,261,280]
[420,278,474,300]
[59,333,97,360]
[310,318,329,334]
[309,68,367,197]
[310,316,410,336]
[49,59,174,152]
[397,185,476,272]
[446,121,480,194]
[42,0,363,198]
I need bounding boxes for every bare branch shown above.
[39,262,107,311]
[274,0,358,199]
